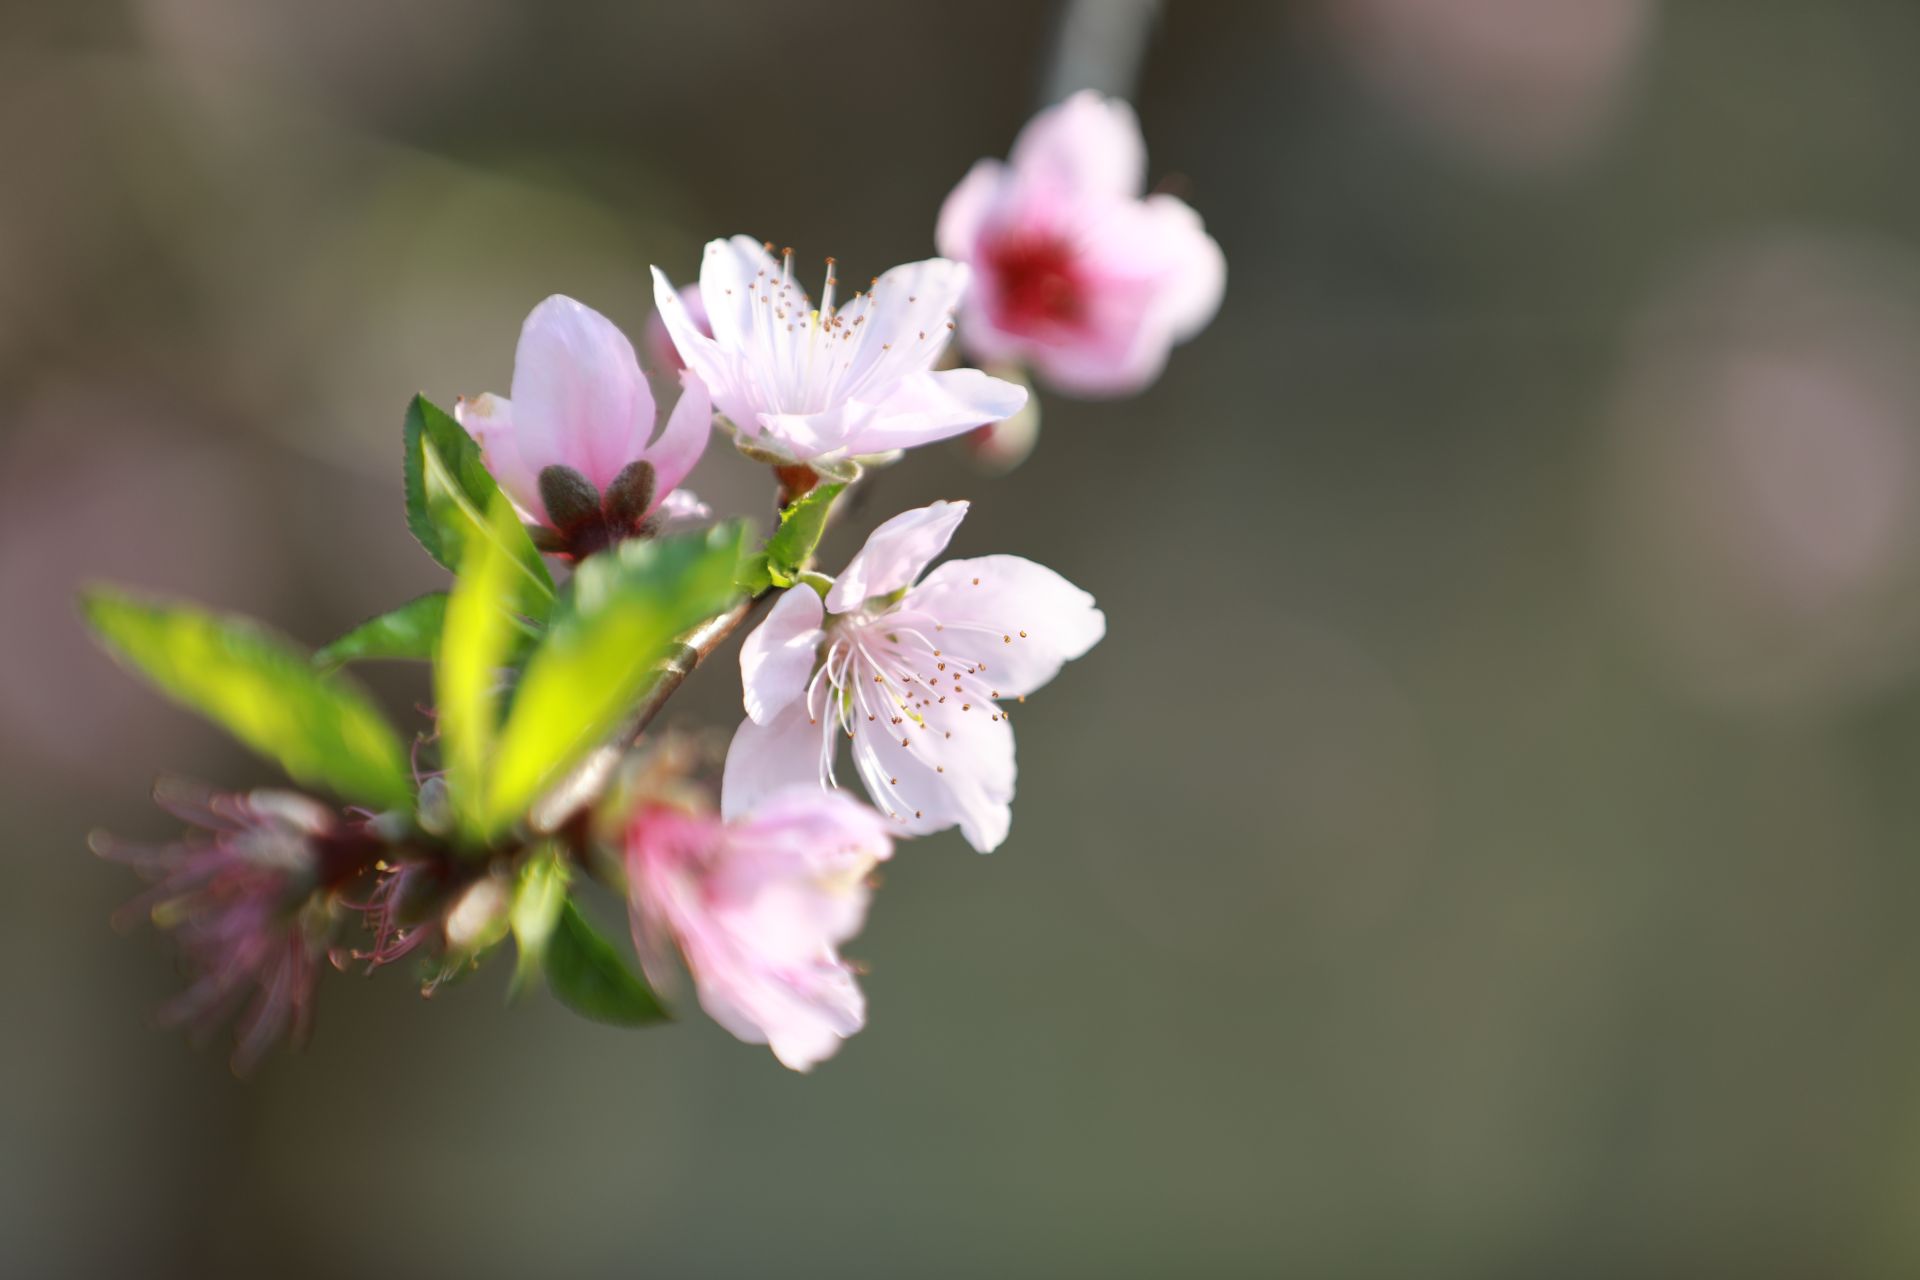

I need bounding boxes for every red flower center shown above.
[984,232,1085,333]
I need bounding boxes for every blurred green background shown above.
[9,1,1920,1275]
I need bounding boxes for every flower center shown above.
[744,244,931,419]
[984,231,1086,333]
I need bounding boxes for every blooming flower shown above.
[723,500,1105,852]
[90,780,373,1074]
[650,237,1028,471]
[457,295,713,557]
[626,787,894,1071]
[936,90,1226,396]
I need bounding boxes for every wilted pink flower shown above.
[626,787,894,1071]
[457,295,713,557]
[724,500,1105,852]
[937,91,1226,397]
[651,237,1028,471]
[91,780,376,1074]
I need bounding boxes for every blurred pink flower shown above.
[651,237,1027,470]
[456,295,712,551]
[723,500,1105,852]
[626,787,894,1072]
[937,90,1225,397]
[92,781,376,1075]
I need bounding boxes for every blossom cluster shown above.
[86,93,1222,1073]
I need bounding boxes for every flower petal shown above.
[905,555,1105,698]
[827,500,971,613]
[936,158,1008,261]
[511,295,657,495]
[721,702,832,820]
[1009,90,1147,199]
[641,369,712,504]
[740,585,826,726]
[838,368,1029,456]
[651,265,759,433]
[851,693,1016,851]
[455,393,544,523]
[841,257,973,394]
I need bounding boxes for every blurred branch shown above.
[1042,0,1163,103]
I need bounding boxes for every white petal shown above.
[511,295,656,494]
[1009,90,1147,199]
[721,703,832,820]
[697,235,782,354]
[652,265,759,432]
[827,500,971,613]
[739,586,825,726]
[838,369,1028,456]
[852,694,1016,852]
[840,257,974,394]
[906,555,1105,698]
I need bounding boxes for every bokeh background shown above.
[8,1,1920,1275]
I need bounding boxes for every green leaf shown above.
[81,589,413,810]
[315,592,448,668]
[545,899,669,1026]
[483,522,746,832]
[762,482,845,588]
[510,847,570,995]
[437,492,543,841]
[402,394,556,610]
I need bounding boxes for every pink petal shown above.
[936,158,1008,261]
[511,295,657,494]
[905,555,1106,698]
[641,370,712,505]
[1009,90,1147,200]
[827,500,971,613]
[455,393,544,523]
[739,585,825,726]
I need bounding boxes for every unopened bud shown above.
[538,464,603,533]
[603,459,657,531]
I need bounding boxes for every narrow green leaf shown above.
[762,482,845,587]
[510,847,570,995]
[437,493,539,841]
[402,394,556,610]
[545,899,668,1026]
[315,592,448,669]
[483,522,746,831]
[81,589,413,810]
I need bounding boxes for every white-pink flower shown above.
[723,500,1105,852]
[651,237,1028,471]
[937,90,1226,397]
[626,786,893,1072]
[457,295,712,554]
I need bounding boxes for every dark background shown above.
[8,1,1920,1275]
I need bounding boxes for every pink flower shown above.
[626,787,894,1071]
[651,238,1028,471]
[937,91,1226,397]
[91,781,374,1074]
[457,295,713,557]
[723,500,1105,852]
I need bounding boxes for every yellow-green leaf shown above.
[484,522,746,832]
[81,589,413,810]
